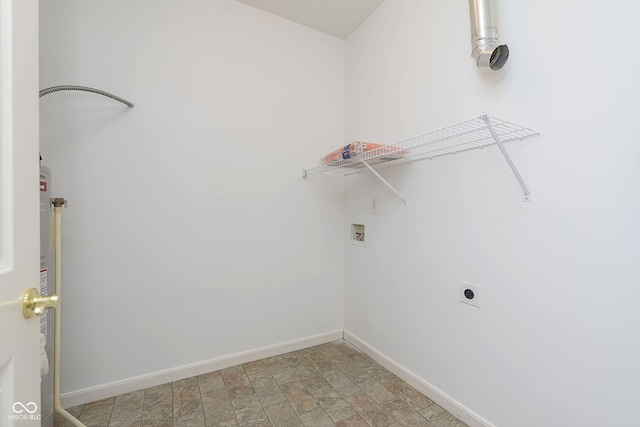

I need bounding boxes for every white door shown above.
[0,0,42,425]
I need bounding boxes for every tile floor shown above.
[54,340,467,427]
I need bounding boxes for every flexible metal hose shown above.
[39,85,134,108]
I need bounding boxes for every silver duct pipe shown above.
[468,0,509,70]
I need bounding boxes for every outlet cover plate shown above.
[460,281,480,308]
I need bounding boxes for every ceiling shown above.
[236,0,385,39]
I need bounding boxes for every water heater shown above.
[39,166,54,427]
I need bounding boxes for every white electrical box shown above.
[460,281,481,308]
[350,222,366,247]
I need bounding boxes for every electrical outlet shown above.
[460,282,480,307]
[371,196,378,214]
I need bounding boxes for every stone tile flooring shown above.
[54,340,467,427]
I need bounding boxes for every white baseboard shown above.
[343,330,494,427]
[60,330,344,408]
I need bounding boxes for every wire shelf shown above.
[303,115,539,177]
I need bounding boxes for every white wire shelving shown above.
[302,115,539,204]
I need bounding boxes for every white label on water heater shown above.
[40,268,49,295]
[40,172,48,192]
[40,269,48,336]
[40,268,47,295]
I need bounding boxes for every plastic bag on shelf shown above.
[321,141,405,165]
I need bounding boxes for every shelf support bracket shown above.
[481,115,531,202]
[360,160,407,206]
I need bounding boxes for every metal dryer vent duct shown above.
[468,0,509,70]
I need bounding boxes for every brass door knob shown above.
[22,287,59,318]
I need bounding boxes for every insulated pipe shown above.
[469,0,509,70]
[52,199,86,427]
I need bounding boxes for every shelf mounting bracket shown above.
[360,160,407,206]
[481,115,531,202]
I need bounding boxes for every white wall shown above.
[345,1,639,426]
[39,0,345,397]
[40,0,640,424]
